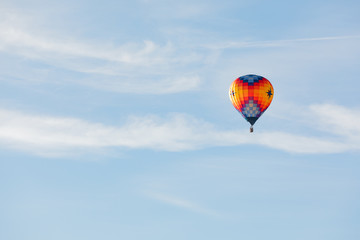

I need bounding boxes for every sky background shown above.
[1,0,360,239]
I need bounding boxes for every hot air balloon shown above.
[229,74,274,132]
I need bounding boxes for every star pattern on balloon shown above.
[266,88,273,99]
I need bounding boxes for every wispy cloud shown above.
[0,11,173,65]
[3,9,359,95]
[0,25,169,65]
[81,75,201,94]
[309,104,360,135]
[145,191,220,216]
[0,103,359,156]
[0,12,202,94]
[0,109,231,155]
[203,35,360,50]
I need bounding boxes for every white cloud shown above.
[0,109,234,154]
[0,11,171,65]
[254,132,349,154]
[0,12,202,94]
[307,104,360,153]
[1,10,359,96]
[309,104,360,136]
[0,103,359,156]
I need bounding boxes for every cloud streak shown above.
[2,11,359,95]
[0,11,172,65]
[0,12,202,94]
[145,191,220,216]
[203,35,360,50]
[0,103,359,156]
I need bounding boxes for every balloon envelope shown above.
[229,74,274,126]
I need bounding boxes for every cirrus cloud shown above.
[0,11,203,94]
[0,103,359,157]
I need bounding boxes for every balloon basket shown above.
[250,126,253,133]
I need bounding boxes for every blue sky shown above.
[1,0,360,239]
